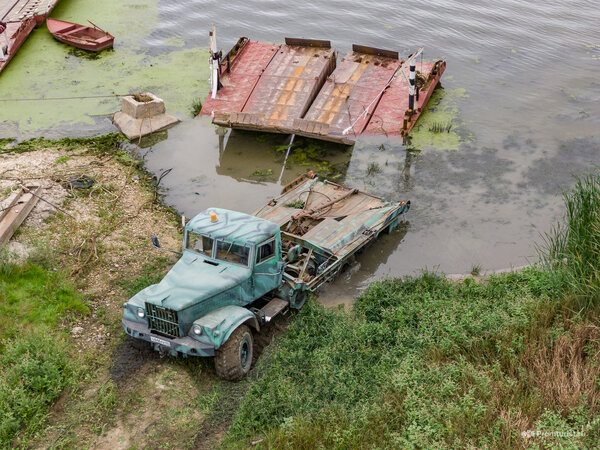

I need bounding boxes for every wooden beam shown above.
[0,185,40,246]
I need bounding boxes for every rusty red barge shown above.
[200,33,446,144]
[0,0,60,74]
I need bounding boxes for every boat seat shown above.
[58,24,78,33]
[96,36,112,43]
[63,26,88,36]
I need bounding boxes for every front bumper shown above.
[122,318,215,357]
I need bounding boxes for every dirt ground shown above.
[0,143,245,449]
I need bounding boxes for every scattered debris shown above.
[67,174,94,190]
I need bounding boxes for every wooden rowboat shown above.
[46,18,114,52]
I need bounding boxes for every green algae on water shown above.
[0,0,209,137]
[407,87,471,151]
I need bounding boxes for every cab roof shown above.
[186,208,279,245]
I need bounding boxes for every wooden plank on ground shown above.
[0,185,40,246]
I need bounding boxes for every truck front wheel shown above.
[214,325,254,381]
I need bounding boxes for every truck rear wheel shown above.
[214,325,253,381]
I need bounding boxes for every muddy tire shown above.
[214,325,253,381]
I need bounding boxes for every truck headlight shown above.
[192,325,202,335]
[136,307,145,318]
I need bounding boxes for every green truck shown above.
[122,173,409,380]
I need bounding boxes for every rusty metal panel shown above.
[365,60,447,137]
[352,44,398,60]
[201,40,280,118]
[284,37,331,48]
[293,50,402,143]
[229,43,336,132]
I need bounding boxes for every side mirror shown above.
[151,236,183,256]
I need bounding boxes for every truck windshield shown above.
[215,240,250,266]
[186,232,213,257]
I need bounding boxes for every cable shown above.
[0,94,127,102]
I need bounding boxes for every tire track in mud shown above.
[193,315,290,449]
[109,337,160,384]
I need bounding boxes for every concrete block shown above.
[112,92,180,140]
[121,92,166,119]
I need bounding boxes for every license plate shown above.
[150,336,171,347]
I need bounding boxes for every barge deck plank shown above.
[0,0,60,74]
[0,186,40,246]
[364,60,446,137]
[200,40,280,117]
[293,46,402,144]
[210,39,336,134]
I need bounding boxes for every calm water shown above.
[3,0,600,304]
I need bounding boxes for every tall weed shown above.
[540,172,600,303]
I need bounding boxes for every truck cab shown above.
[122,208,285,380]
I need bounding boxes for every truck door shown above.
[253,237,282,299]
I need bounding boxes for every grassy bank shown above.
[226,173,600,448]
[0,258,86,446]
[0,135,190,447]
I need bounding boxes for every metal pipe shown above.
[292,188,358,220]
[408,63,416,111]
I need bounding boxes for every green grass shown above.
[227,269,570,448]
[366,162,382,176]
[283,199,305,209]
[540,172,600,302]
[0,332,76,447]
[190,98,203,117]
[0,257,87,445]
[251,169,273,178]
[0,134,123,154]
[470,263,482,276]
[0,260,88,340]
[428,121,453,133]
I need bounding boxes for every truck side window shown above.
[256,240,275,264]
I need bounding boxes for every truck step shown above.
[259,297,289,322]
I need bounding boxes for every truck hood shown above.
[136,251,250,310]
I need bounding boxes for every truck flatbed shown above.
[254,172,409,291]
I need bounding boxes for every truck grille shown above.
[145,303,181,338]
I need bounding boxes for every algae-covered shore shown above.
[1,135,598,448]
